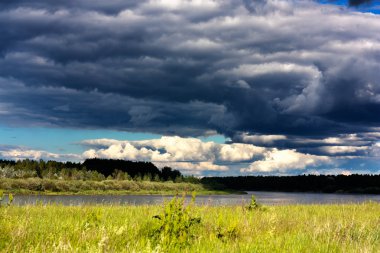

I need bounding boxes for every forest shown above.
[201,175,380,194]
[0,158,185,182]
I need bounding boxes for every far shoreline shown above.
[1,189,246,196]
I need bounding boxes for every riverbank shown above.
[0,178,242,195]
[1,201,379,252]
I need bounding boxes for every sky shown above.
[0,0,380,176]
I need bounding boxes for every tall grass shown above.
[1,201,379,252]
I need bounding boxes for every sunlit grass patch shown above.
[1,201,379,252]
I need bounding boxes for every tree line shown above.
[201,175,380,194]
[0,158,194,182]
[82,158,182,181]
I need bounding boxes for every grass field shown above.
[1,196,379,253]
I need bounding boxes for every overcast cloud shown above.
[0,0,380,175]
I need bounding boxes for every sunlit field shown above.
[1,196,379,253]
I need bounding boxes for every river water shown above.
[2,191,380,206]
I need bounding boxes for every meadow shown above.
[1,195,379,253]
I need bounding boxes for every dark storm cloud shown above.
[0,0,139,14]
[348,0,374,6]
[0,77,233,136]
[0,0,380,148]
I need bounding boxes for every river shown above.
[2,191,380,206]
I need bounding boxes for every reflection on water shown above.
[2,191,380,206]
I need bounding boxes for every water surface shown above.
[2,191,380,206]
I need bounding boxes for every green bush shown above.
[246,195,259,211]
[150,194,201,251]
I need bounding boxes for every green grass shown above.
[1,200,379,252]
[0,178,241,195]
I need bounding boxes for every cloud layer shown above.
[0,0,379,138]
[0,0,380,175]
[0,145,80,161]
[81,136,333,175]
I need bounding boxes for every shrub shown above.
[150,193,201,251]
[42,180,59,192]
[246,195,259,211]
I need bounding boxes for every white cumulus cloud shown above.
[82,136,333,174]
[241,149,332,173]
[0,148,80,161]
